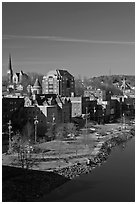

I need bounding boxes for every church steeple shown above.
[7,54,13,83]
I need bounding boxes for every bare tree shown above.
[56,124,67,168]
[11,121,34,169]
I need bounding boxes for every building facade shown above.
[2,96,24,130]
[25,94,71,124]
[42,69,75,97]
[84,86,111,102]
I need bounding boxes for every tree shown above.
[55,124,67,168]
[21,120,34,142]
[46,123,56,141]
[66,123,77,138]
[56,124,68,139]
[66,123,79,156]
[11,121,34,169]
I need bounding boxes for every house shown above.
[84,87,111,101]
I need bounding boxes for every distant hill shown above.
[90,75,135,87]
[75,75,135,96]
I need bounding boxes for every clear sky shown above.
[2,2,135,77]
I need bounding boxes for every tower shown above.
[32,78,42,94]
[7,54,13,84]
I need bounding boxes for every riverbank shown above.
[39,137,135,202]
[54,127,134,179]
[3,123,134,170]
[2,123,135,201]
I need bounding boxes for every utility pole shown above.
[34,116,38,143]
[8,120,12,153]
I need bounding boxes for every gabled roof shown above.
[45,69,74,78]
[57,69,74,78]
[15,73,20,78]
[56,95,63,104]
[43,99,49,106]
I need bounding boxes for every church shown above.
[7,55,29,91]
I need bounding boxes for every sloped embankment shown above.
[54,128,134,179]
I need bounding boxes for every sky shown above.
[2,2,135,78]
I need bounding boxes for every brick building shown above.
[2,96,24,131]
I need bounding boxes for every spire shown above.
[7,54,13,83]
[32,78,42,94]
[9,54,13,73]
[33,78,41,88]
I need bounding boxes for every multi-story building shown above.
[65,96,97,119]
[2,96,24,130]
[68,96,82,117]
[42,69,75,97]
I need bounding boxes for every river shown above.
[44,137,135,202]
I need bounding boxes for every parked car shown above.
[95,132,100,136]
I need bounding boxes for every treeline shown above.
[75,75,135,96]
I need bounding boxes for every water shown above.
[45,137,135,202]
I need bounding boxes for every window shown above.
[67,80,70,88]
[49,81,53,85]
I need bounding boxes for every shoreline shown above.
[3,124,134,172]
[53,128,134,179]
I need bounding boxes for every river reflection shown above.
[45,137,135,202]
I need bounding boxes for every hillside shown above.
[2,74,135,96]
[75,75,135,96]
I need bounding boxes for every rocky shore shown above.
[54,128,134,179]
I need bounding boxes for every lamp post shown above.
[34,116,38,143]
[102,108,105,124]
[8,120,12,153]
[52,113,55,124]
[93,106,96,121]
[52,113,56,140]
[122,113,125,129]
